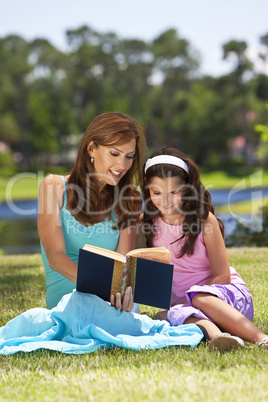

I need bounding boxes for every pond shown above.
[0,199,38,255]
[0,188,267,255]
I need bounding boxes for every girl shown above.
[38,112,146,312]
[142,147,268,351]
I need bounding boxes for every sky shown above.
[0,0,268,76]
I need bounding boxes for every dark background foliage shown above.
[0,26,268,172]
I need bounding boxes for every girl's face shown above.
[89,138,136,188]
[148,176,185,220]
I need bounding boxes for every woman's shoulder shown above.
[138,213,144,223]
[38,175,67,208]
[40,174,68,188]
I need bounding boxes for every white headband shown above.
[144,155,189,174]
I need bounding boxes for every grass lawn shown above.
[0,250,268,401]
[215,196,268,214]
[0,175,41,203]
[200,169,268,189]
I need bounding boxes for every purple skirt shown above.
[167,283,254,327]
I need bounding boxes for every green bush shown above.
[228,204,268,246]
[0,151,16,169]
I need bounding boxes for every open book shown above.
[77,245,174,309]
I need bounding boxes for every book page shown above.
[110,260,124,296]
[82,244,171,264]
[127,247,171,264]
[125,256,137,291]
[83,244,126,263]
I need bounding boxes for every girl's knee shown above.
[191,292,214,309]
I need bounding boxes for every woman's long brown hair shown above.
[67,112,146,229]
[142,148,224,257]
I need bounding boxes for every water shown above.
[209,188,268,206]
[0,200,39,255]
[0,189,266,254]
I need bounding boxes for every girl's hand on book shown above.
[110,286,134,312]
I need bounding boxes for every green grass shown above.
[200,169,268,189]
[0,175,41,202]
[215,196,268,214]
[1,169,268,202]
[0,250,268,401]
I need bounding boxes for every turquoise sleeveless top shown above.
[41,176,120,309]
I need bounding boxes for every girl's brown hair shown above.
[142,147,224,257]
[67,112,146,228]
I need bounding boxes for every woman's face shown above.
[89,138,136,188]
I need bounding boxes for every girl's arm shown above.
[202,212,231,285]
[37,175,78,283]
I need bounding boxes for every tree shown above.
[106,38,153,116]
[223,40,252,78]
[255,103,268,166]
[259,33,268,73]
[254,33,268,101]
[65,26,116,128]
[149,29,200,148]
[0,35,33,166]
[222,40,257,164]
[1,27,266,170]
[27,38,76,158]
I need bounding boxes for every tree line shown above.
[0,25,268,170]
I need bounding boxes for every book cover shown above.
[76,247,174,309]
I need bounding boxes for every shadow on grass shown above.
[0,256,43,270]
[0,273,45,293]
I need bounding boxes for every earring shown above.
[91,157,94,163]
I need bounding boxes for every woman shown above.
[38,112,146,311]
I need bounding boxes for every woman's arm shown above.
[202,212,231,285]
[135,214,147,249]
[37,175,77,283]
[116,225,137,255]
